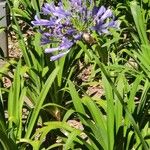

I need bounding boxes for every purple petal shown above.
[54,8,70,18]
[41,37,51,45]
[73,33,82,40]
[45,38,74,53]
[42,2,70,18]
[101,9,113,21]
[59,38,74,49]
[112,21,120,29]
[66,29,76,35]
[101,29,109,34]
[43,32,53,37]
[42,3,54,14]
[93,6,106,24]
[92,6,99,16]
[50,51,69,61]
[70,0,82,8]
[101,22,111,28]
[45,47,60,53]
[41,36,58,45]
[31,15,54,26]
[102,20,120,29]
[96,6,106,17]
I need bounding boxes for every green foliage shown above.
[0,0,149,149]
[66,71,149,149]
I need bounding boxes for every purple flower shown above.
[92,6,119,34]
[32,1,119,61]
[45,37,74,53]
[31,15,55,26]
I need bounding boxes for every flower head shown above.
[32,0,119,61]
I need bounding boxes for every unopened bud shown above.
[82,32,96,45]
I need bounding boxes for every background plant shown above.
[0,0,149,149]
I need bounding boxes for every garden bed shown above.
[0,0,149,150]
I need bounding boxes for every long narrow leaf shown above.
[94,55,149,150]
[25,67,59,138]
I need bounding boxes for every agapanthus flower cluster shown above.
[32,0,119,61]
